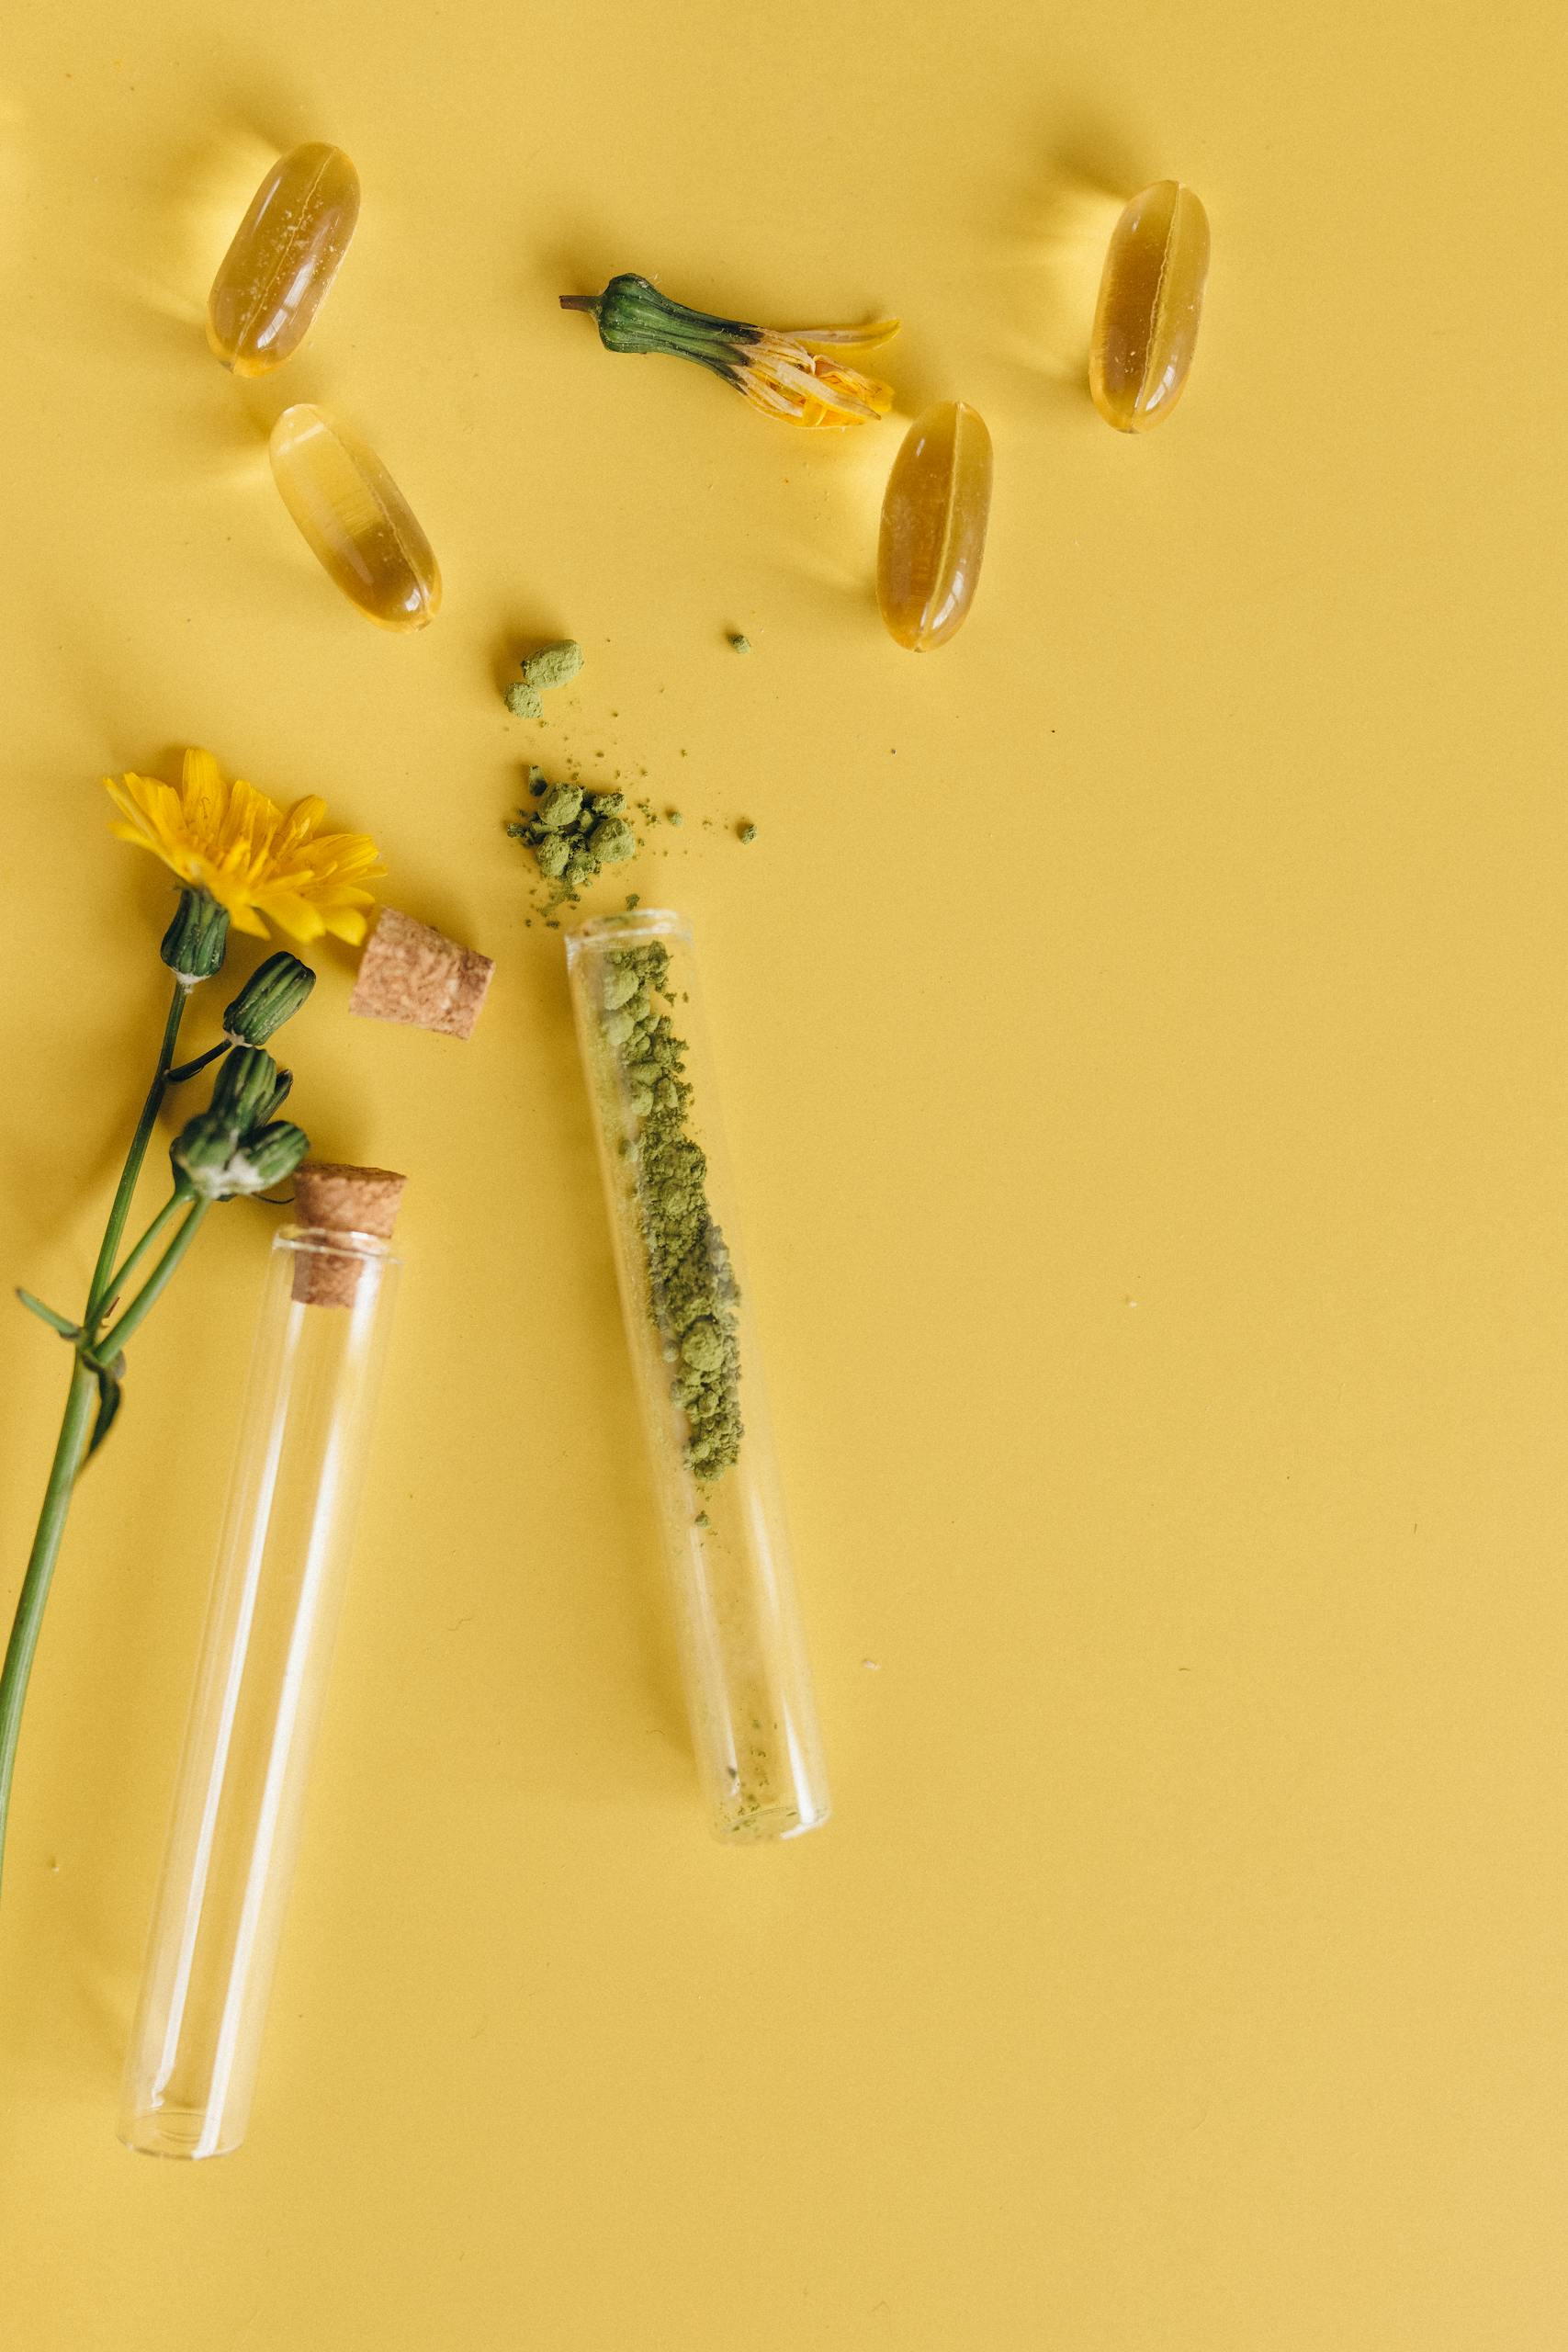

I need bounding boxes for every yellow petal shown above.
[106,774,161,831]
[739,343,889,426]
[320,905,370,944]
[814,357,893,418]
[256,891,328,942]
[105,753,385,941]
[180,747,226,839]
[784,318,902,352]
[281,795,328,842]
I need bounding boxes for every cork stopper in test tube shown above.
[290,1160,406,1305]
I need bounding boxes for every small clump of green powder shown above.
[600,942,742,1480]
[738,821,757,843]
[667,808,683,827]
[728,633,751,653]
[504,639,584,721]
[508,777,638,906]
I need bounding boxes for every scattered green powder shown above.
[728,633,752,653]
[504,639,584,720]
[601,942,742,1480]
[508,777,639,906]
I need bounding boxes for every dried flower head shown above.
[560,274,898,429]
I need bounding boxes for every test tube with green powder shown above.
[565,910,830,1842]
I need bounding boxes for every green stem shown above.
[0,1359,97,1898]
[93,1200,211,1362]
[166,1041,229,1087]
[2,980,213,1909]
[95,1191,191,1333]
[85,979,188,1325]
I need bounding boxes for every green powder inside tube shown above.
[600,940,742,1481]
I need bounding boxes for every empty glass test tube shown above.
[566,911,830,1842]
[120,1166,403,2159]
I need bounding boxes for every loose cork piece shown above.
[291,1161,406,1306]
[349,908,493,1040]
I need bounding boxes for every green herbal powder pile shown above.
[603,942,743,1480]
[505,639,584,720]
[509,780,638,907]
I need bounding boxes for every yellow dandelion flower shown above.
[106,748,384,946]
[560,274,899,429]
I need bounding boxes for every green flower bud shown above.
[161,888,230,985]
[171,1110,242,1198]
[171,1107,309,1201]
[562,274,757,359]
[209,1047,281,1137]
[230,1121,310,1194]
[223,952,315,1046]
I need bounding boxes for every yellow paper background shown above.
[2,2,1566,2344]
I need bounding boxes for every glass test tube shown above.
[566,911,830,1842]
[120,1178,401,2159]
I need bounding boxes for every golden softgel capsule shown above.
[208,142,359,376]
[1089,181,1210,433]
[876,401,993,651]
[269,405,441,631]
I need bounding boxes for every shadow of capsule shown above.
[106,125,276,345]
[986,109,1160,403]
[760,420,893,626]
[105,103,347,481]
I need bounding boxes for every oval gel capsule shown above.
[269,404,442,631]
[1089,180,1210,433]
[208,142,360,377]
[876,401,993,652]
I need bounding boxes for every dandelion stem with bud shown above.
[84,978,187,1328]
[0,1363,98,1893]
[560,272,899,428]
[99,1191,197,1335]
[93,1202,212,1361]
[1,750,379,1911]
